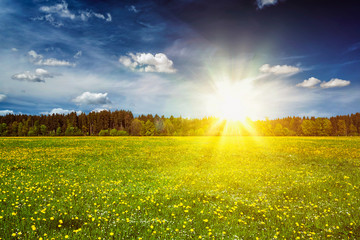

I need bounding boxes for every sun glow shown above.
[199,55,293,136]
[206,78,262,122]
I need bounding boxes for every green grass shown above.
[0,137,359,239]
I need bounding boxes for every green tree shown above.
[315,118,332,136]
[130,119,143,136]
[0,123,8,136]
[110,128,118,136]
[18,122,24,136]
[337,120,347,136]
[27,128,36,136]
[163,119,175,136]
[65,126,75,136]
[143,120,155,136]
[283,127,290,136]
[274,123,284,136]
[349,123,358,136]
[11,121,19,136]
[195,128,205,136]
[301,120,316,136]
[56,127,62,136]
[22,119,30,136]
[40,124,47,136]
[118,130,128,136]
[33,120,40,136]
[99,129,110,136]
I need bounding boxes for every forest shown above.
[0,110,359,136]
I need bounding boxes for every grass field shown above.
[0,137,359,239]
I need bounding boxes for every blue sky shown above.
[0,0,360,119]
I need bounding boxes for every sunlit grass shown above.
[0,137,359,239]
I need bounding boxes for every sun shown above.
[206,79,259,122]
[216,86,248,121]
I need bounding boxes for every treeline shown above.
[0,110,360,136]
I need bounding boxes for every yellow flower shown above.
[65,235,69,239]
[110,232,114,236]
[12,233,17,237]
[203,219,208,222]
[31,225,37,231]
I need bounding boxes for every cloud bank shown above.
[44,108,82,115]
[119,53,176,73]
[37,0,111,26]
[11,68,53,83]
[28,50,75,67]
[0,110,14,116]
[297,77,351,89]
[296,77,321,88]
[74,51,82,59]
[257,0,279,9]
[0,94,6,102]
[320,78,351,88]
[73,92,111,105]
[259,64,300,75]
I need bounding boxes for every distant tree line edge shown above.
[0,110,359,136]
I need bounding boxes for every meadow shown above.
[0,137,359,239]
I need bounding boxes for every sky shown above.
[1,0,360,119]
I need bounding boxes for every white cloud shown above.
[119,53,176,73]
[257,0,279,9]
[28,50,42,61]
[296,77,321,88]
[28,50,75,67]
[105,13,112,22]
[297,77,351,89]
[73,92,111,105]
[35,68,53,78]
[259,64,300,75]
[74,51,82,59]
[91,108,108,113]
[40,0,76,20]
[11,68,53,83]
[298,110,331,118]
[41,58,75,67]
[128,5,139,13]
[43,108,82,115]
[38,0,111,25]
[80,10,111,22]
[0,110,14,116]
[320,78,351,88]
[11,48,18,52]
[32,14,64,27]
[0,94,6,102]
